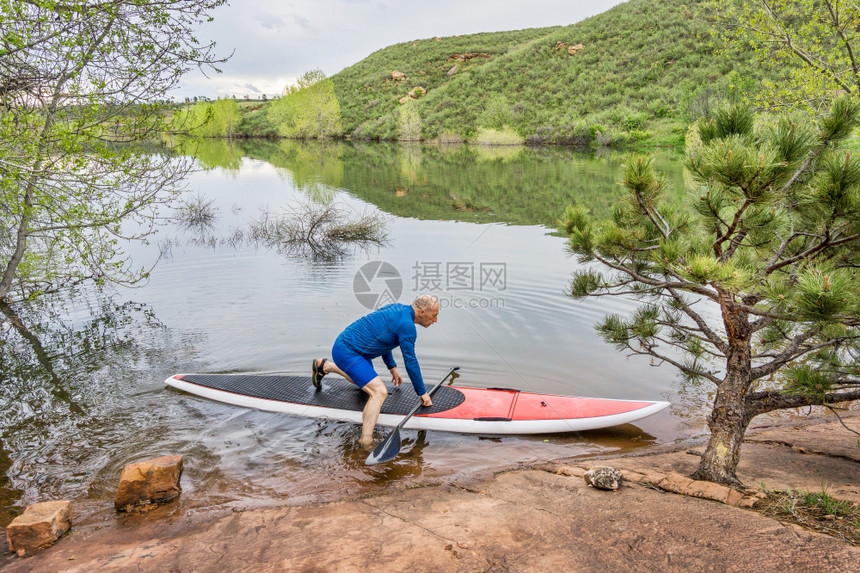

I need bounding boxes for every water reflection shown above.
[0,140,709,526]
[0,287,682,526]
[182,138,689,228]
[0,294,188,518]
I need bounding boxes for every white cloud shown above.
[176,73,294,101]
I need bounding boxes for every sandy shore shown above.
[2,411,859,572]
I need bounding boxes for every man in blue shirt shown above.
[312,294,440,448]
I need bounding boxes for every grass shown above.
[472,127,525,146]
[217,0,771,149]
[329,0,766,147]
[757,488,860,545]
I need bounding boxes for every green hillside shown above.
[222,0,763,148]
[325,0,761,147]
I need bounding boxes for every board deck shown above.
[165,373,670,434]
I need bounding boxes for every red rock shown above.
[657,473,694,494]
[115,455,183,511]
[684,480,732,503]
[6,500,72,554]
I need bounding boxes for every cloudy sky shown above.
[175,0,627,100]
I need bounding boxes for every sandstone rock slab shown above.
[115,454,183,511]
[5,500,72,554]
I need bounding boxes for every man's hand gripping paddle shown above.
[365,366,459,465]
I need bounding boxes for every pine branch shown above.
[747,388,860,417]
[750,335,847,380]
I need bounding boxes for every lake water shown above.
[0,140,711,524]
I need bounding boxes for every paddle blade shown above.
[365,429,402,465]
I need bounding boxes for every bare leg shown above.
[359,377,388,447]
[315,358,353,383]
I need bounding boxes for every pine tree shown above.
[565,99,860,485]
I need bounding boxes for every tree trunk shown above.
[691,378,753,486]
[692,298,753,486]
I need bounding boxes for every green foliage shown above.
[217,0,783,147]
[226,139,687,228]
[697,105,754,143]
[783,364,833,398]
[318,0,766,147]
[267,69,343,139]
[235,105,281,138]
[568,269,604,298]
[173,99,241,137]
[168,137,244,171]
[472,127,525,145]
[792,267,854,322]
[564,100,860,481]
[478,95,515,130]
[397,103,422,141]
[596,314,631,349]
[800,490,857,517]
[708,0,860,110]
[0,0,226,302]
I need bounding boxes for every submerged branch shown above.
[249,201,389,260]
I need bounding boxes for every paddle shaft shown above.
[391,365,459,433]
[365,366,459,465]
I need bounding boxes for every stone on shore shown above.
[5,500,72,555]
[115,455,184,512]
[584,466,623,490]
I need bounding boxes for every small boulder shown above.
[115,455,183,511]
[407,86,426,99]
[6,500,72,554]
[391,71,406,81]
[447,65,459,76]
[584,467,623,491]
[684,480,732,503]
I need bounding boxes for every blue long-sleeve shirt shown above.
[335,303,426,395]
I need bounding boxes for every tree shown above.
[478,95,514,130]
[709,0,860,110]
[398,102,422,141]
[174,98,241,138]
[0,0,227,302]
[267,69,343,139]
[564,99,860,485]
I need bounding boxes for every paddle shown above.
[365,366,459,465]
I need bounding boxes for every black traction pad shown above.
[179,374,466,416]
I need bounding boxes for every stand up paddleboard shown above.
[165,373,669,434]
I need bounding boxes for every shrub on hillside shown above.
[472,127,525,145]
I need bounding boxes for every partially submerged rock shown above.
[115,454,183,512]
[584,467,623,491]
[6,500,72,555]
